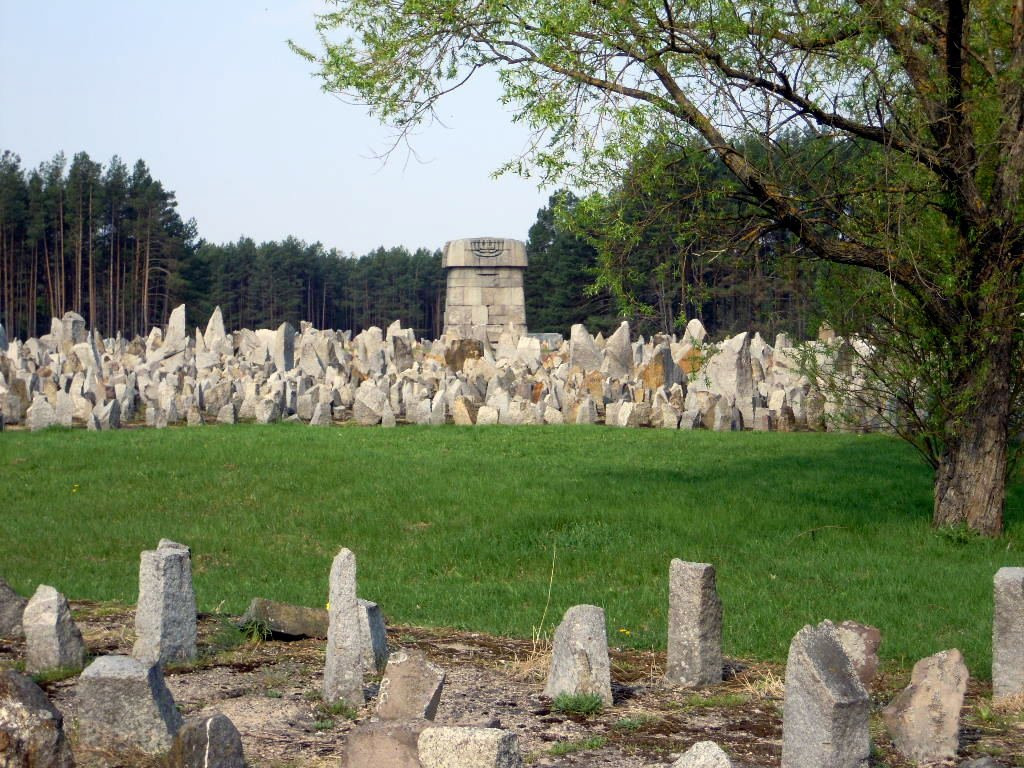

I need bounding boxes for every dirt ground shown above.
[2,602,1022,767]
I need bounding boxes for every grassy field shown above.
[2,423,1021,677]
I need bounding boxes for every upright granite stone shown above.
[358,597,390,674]
[76,655,182,754]
[418,727,523,768]
[671,741,734,767]
[134,539,197,665]
[882,648,968,763]
[993,566,1024,701]
[377,649,446,721]
[324,547,364,707]
[782,620,869,768]
[442,238,528,345]
[22,585,85,674]
[0,670,75,768]
[543,604,613,706]
[168,713,245,768]
[666,560,723,688]
[0,578,27,638]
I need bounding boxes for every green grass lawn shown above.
[2,424,1021,677]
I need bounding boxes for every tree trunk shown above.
[932,332,1011,536]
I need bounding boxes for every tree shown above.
[295,0,1024,535]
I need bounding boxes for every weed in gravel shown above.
[612,714,659,731]
[552,692,604,717]
[549,736,608,755]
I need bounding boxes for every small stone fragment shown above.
[781,619,869,768]
[0,670,75,768]
[543,604,612,706]
[168,713,244,768]
[75,655,183,754]
[671,740,734,767]
[418,726,523,768]
[882,649,969,763]
[22,585,85,674]
[666,560,722,688]
[377,649,446,721]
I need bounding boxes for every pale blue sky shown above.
[0,1,548,255]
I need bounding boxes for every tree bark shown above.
[932,330,1012,536]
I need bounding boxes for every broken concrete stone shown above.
[133,539,197,665]
[168,712,245,768]
[23,585,85,674]
[994,566,1024,701]
[75,655,183,754]
[324,548,364,707]
[543,604,612,706]
[0,670,74,768]
[882,648,968,763]
[418,726,523,768]
[781,619,869,768]
[377,648,446,721]
[666,560,722,688]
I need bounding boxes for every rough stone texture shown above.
[76,655,183,754]
[569,324,603,372]
[543,604,613,706]
[324,548,365,706]
[882,649,969,763]
[168,713,245,768]
[353,382,391,426]
[670,740,734,767]
[835,621,882,688]
[442,238,528,345]
[782,620,869,768]
[0,670,75,768]
[346,720,427,768]
[418,726,523,768]
[22,585,85,674]
[666,560,723,688]
[377,649,446,721]
[0,578,26,639]
[133,540,197,665]
[993,567,1024,701]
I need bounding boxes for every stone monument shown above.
[442,237,528,344]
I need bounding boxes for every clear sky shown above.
[0,1,549,255]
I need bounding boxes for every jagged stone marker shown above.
[22,585,85,674]
[666,559,722,688]
[133,539,197,664]
[323,547,365,707]
[543,604,613,706]
[781,619,869,768]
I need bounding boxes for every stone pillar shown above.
[666,559,722,688]
[994,566,1024,701]
[324,547,365,707]
[442,238,528,345]
[133,539,197,665]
